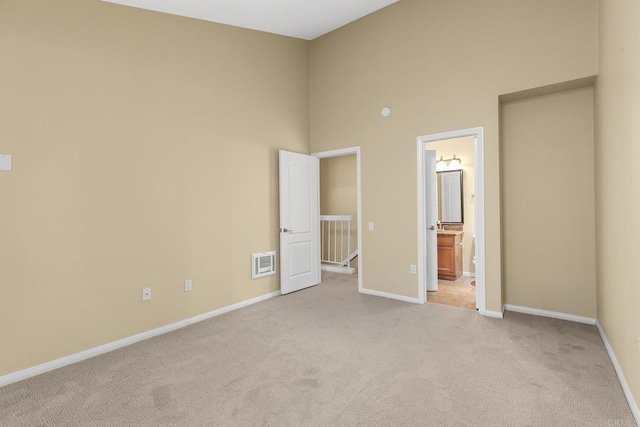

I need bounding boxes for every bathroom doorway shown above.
[417,128,486,314]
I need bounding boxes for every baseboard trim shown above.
[320,264,357,275]
[360,288,420,304]
[186,291,280,325]
[462,272,476,278]
[0,290,281,388]
[596,321,640,424]
[483,309,504,319]
[504,304,596,325]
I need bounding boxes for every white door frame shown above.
[417,127,486,315]
[311,146,363,293]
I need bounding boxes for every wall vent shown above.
[252,251,276,279]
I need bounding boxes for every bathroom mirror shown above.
[437,170,463,223]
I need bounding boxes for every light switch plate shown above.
[0,154,11,171]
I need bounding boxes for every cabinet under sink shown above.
[437,231,463,280]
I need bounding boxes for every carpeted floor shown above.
[0,273,634,426]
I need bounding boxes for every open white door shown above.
[279,150,320,295]
[425,150,438,292]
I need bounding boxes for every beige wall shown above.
[309,0,598,309]
[0,0,309,376]
[596,0,640,410]
[501,87,596,318]
[320,155,358,268]
[426,137,475,275]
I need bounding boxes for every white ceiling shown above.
[102,0,399,40]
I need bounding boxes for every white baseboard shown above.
[185,290,280,325]
[596,321,640,424]
[463,272,476,278]
[504,304,596,325]
[321,264,357,275]
[0,290,280,388]
[360,288,420,304]
[483,308,504,319]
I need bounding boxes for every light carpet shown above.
[0,273,635,426]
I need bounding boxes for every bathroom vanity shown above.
[437,231,463,280]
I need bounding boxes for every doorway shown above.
[312,147,363,293]
[425,137,476,310]
[417,128,486,315]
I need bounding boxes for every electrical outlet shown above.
[368,222,375,231]
[410,264,417,274]
[142,287,151,301]
[184,279,193,292]
[0,154,11,171]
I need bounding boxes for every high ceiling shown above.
[101,0,399,40]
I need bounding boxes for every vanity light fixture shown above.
[437,154,462,170]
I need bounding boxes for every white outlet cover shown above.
[368,222,375,231]
[410,265,417,274]
[142,287,151,301]
[0,154,11,171]
[185,279,193,292]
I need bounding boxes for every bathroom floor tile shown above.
[438,286,471,296]
[463,293,477,303]
[427,276,476,311]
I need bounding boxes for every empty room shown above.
[1,0,638,425]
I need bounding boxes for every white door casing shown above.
[311,146,364,296]
[417,127,486,314]
[279,150,320,295]
[425,150,438,292]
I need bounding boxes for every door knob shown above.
[428,226,435,231]
[280,228,293,233]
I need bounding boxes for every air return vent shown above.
[252,251,276,279]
